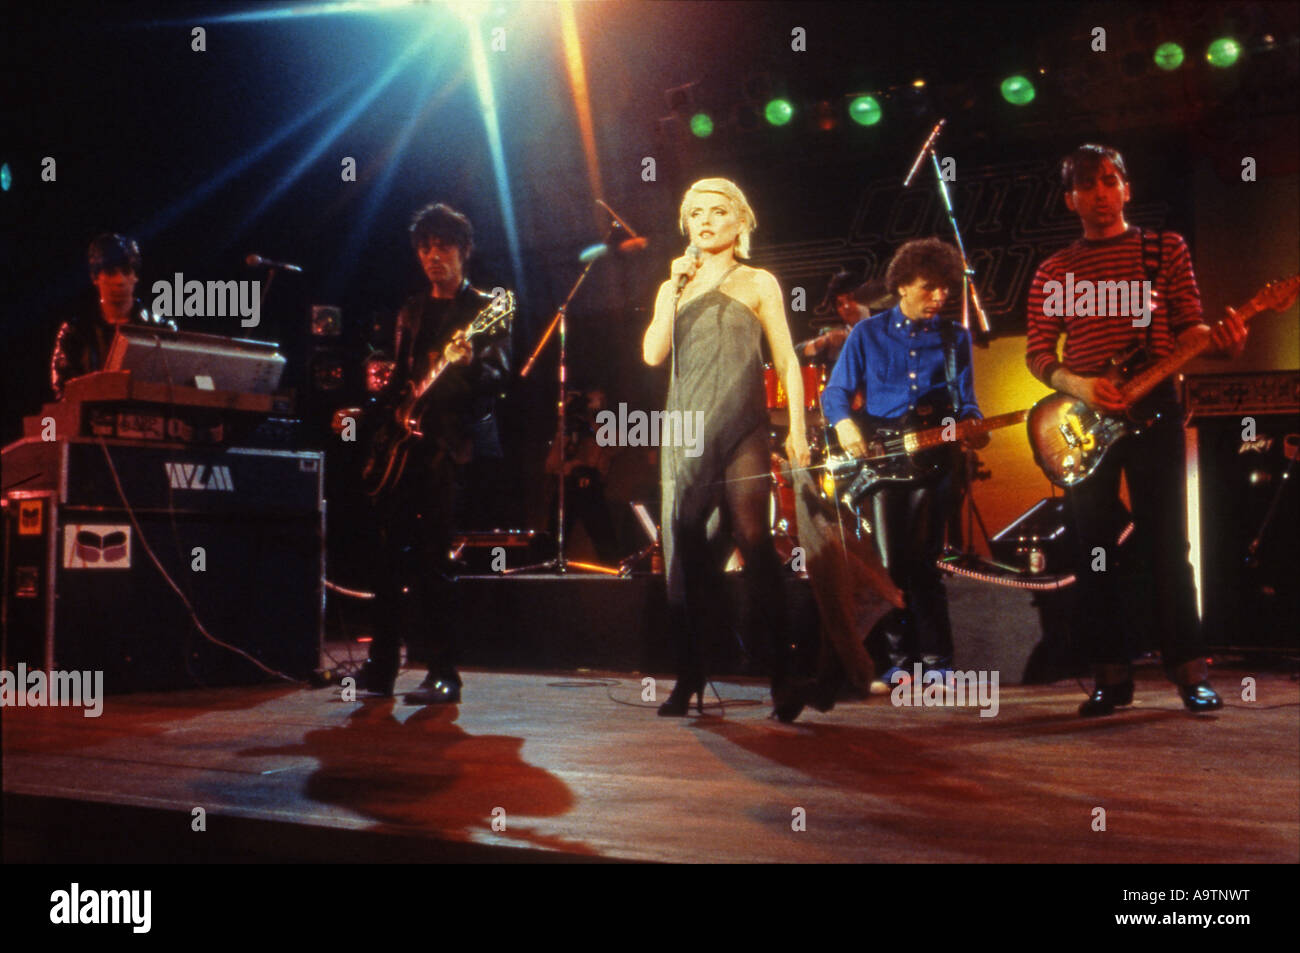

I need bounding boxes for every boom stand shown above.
[511,228,621,575]
[911,126,992,344]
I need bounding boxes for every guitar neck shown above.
[410,322,493,401]
[1119,327,1211,405]
[903,409,1029,453]
[1121,296,1272,405]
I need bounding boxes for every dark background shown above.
[5,0,1297,574]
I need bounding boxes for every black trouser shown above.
[867,467,957,670]
[1063,412,1203,674]
[367,456,460,682]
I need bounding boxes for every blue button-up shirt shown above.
[822,306,981,425]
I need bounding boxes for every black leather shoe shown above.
[403,673,461,705]
[355,660,396,697]
[1178,681,1222,713]
[1078,680,1135,718]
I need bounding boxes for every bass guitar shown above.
[1028,275,1299,488]
[823,409,1029,508]
[360,291,515,497]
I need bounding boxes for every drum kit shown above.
[764,321,846,560]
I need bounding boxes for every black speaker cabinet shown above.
[2,440,324,693]
[1187,397,1300,653]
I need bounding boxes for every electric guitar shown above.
[360,291,515,497]
[1028,275,1299,488]
[823,409,1030,507]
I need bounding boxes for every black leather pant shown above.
[866,468,957,671]
[1063,413,1203,673]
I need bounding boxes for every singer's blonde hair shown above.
[678,178,756,259]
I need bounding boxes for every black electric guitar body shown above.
[360,291,514,497]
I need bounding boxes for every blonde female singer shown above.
[643,178,812,721]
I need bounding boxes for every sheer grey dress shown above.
[659,267,791,701]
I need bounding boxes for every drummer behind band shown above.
[799,277,888,365]
[820,238,981,684]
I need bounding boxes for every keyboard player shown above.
[50,233,176,401]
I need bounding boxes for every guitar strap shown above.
[939,319,961,419]
[1138,228,1163,352]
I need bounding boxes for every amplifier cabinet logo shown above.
[64,524,132,569]
[18,499,44,536]
[163,462,235,491]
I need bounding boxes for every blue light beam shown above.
[465,13,527,305]
[239,21,439,230]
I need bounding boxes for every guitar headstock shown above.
[468,290,516,339]
[1241,275,1300,318]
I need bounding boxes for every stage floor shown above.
[4,661,1298,864]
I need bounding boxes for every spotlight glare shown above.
[0,163,10,192]
[1000,74,1035,105]
[1154,41,1185,70]
[764,98,794,126]
[689,112,714,138]
[848,95,881,126]
[1206,37,1241,68]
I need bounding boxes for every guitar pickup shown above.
[1057,422,1081,449]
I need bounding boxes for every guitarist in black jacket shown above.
[355,202,512,704]
[1026,144,1246,716]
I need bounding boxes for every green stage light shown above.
[1206,37,1241,68]
[764,98,794,126]
[1153,42,1185,70]
[1000,75,1035,105]
[689,113,714,138]
[0,163,10,192]
[848,95,882,126]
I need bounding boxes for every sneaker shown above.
[878,666,913,687]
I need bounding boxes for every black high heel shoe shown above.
[772,676,815,723]
[658,677,705,716]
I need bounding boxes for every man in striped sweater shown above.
[1025,144,1247,717]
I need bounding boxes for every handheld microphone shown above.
[674,245,700,300]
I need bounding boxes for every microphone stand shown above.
[947,445,994,557]
[511,224,622,575]
[259,266,279,313]
[905,120,991,345]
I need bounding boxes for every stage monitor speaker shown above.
[939,574,1085,684]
